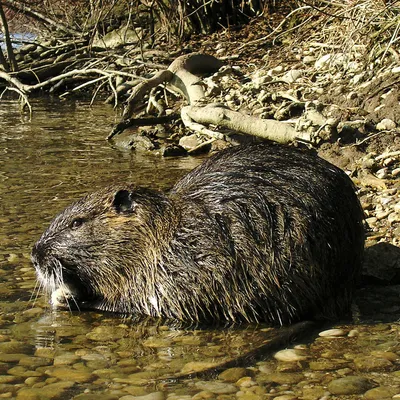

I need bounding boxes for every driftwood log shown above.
[111,52,315,144]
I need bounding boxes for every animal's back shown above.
[169,143,365,323]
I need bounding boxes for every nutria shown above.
[31,143,365,324]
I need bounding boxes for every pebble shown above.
[46,367,95,383]
[274,349,307,362]
[257,372,304,385]
[303,55,316,64]
[376,118,396,131]
[363,386,398,399]
[194,381,237,394]
[178,134,202,151]
[328,376,374,395]
[191,391,214,400]
[16,381,75,400]
[53,353,81,366]
[318,329,346,337]
[125,392,164,400]
[218,367,249,382]
[353,356,393,371]
[180,362,218,374]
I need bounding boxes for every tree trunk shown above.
[0,3,17,72]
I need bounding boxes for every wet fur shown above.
[32,143,365,324]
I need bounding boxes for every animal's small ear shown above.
[112,189,136,214]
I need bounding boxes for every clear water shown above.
[0,98,277,398]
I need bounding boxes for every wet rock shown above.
[0,342,33,355]
[218,367,249,382]
[327,376,374,395]
[236,377,257,388]
[46,367,96,383]
[191,391,214,400]
[318,328,346,337]
[73,394,119,400]
[0,375,22,383]
[162,144,187,157]
[53,353,81,366]
[7,366,42,377]
[363,386,398,400]
[86,326,127,341]
[125,392,164,400]
[19,356,52,368]
[274,349,307,362]
[257,372,304,385]
[16,381,75,400]
[309,360,349,371]
[301,386,327,399]
[181,361,219,374]
[0,353,28,363]
[353,356,393,371]
[194,381,237,394]
[179,134,202,151]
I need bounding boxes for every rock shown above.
[282,69,303,83]
[181,361,219,374]
[74,395,119,400]
[179,134,202,151]
[363,386,398,400]
[273,349,307,362]
[194,381,237,394]
[126,392,164,400]
[0,353,28,363]
[376,118,396,131]
[192,391,215,400]
[318,328,346,337]
[53,353,80,366]
[16,381,75,400]
[303,55,316,64]
[19,356,52,368]
[162,144,187,157]
[257,372,304,385]
[309,360,349,371]
[46,367,95,383]
[353,356,393,371]
[218,367,249,382]
[327,376,374,395]
[315,54,332,70]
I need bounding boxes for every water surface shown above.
[0,98,399,400]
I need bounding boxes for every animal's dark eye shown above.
[70,218,86,229]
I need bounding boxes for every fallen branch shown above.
[108,114,180,140]
[183,105,313,143]
[112,52,312,145]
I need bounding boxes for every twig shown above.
[107,114,179,140]
[375,150,400,161]
[238,6,312,51]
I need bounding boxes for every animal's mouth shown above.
[51,269,101,310]
[33,256,100,311]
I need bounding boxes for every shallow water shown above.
[0,98,399,400]
[0,98,283,398]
